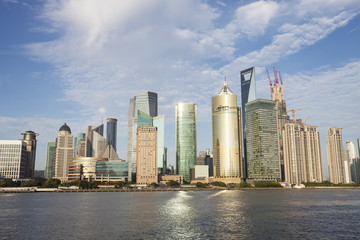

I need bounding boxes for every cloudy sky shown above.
[1,0,360,177]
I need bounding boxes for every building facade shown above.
[0,140,27,180]
[45,141,56,179]
[245,99,280,181]
[96,160,128,182]
[136,126,158,184]
[327,128,346,184]
[74,133,85,157]
[85,124,106,158]
[72,157,107,181]
[283,120,323,184]
[212,81,242,182]
[128,91,158,182]
[176,103,197,183]
[21,130,38,178]
[106,118,117,152]
[54,123,74,182]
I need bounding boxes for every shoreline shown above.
[1,186,360,193]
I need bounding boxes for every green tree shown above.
[254,181,281,188]
[212,181,226,187]
[43,178,61,188]
[20,181,38,187]
[240,182,251,188]
[166,180,180,187]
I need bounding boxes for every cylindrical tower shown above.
[106,118,117,152]
[21,130,39,178]
[212,81,242,179]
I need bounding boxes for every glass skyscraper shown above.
[176,103,197,183]
[245,99,280,181]
[106,118,117,152]
[240,67,256,178]
[212,81,242,180]
[127,92,158,182]
[74,133,85,157]
[45,141,56,178]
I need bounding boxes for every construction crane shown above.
[287,107,309,120]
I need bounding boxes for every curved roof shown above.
[218,79,234,95]
[59,123,71,133]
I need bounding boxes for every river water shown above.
[1,189,360,239]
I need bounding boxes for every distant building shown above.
[240,67,256,178]
[85,124,106,158]
[160,175,183,184]
[0,140,27,180]
[127,91,158,182]
[212,80,242,182]
[68,164,82,181]
[283,120,323,184]
[96,160,128,182]
[176,103,197,183]
[245,99,280,181]
[54,123,74,182]
[74,133,85,157]
[166,164,175,175]
[21,130,39,178]
[72,157,107,181]
[196,150,213,177]
[327,128,346,184]
[194,165,209,179]
[136,126,158,184]
[44,141,56,179]
[34,170,45,179]
[106,118,117,152]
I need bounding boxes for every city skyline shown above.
[1,1,360,178]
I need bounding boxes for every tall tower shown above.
[106,118,117,152]
[240,67,256,178]
[245,99,280,181]
[346,141,358,160]
[74,133,85,157]
[327,128,346,184]
[283,120,323,184]
[45,141,56,179]
[136,126,158,184]
[127,91,158,182]
[212,81,242,182]
[21,130,39,178]
[54,123,74,182]
[267,68,290,181]
[176,103,197,183]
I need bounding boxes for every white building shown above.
[0,140,27,180]
[54,123,74,182]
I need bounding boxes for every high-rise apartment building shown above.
[212,81,242,182]
[54,123,74,182]
[327,128,346,184]
[128,91,158,182]
[346,141,358,160]
[136,126,158,184]
[106,118,117,152]
[346,141,358,183]
[176,103,197,183]
[357,138,360,157]
[245,99,280,181]
[0,140,27,180]
[268,68,290,181]
[240,67,256,178]
[45,141,56,178]
[74,133,85,157]
[283,120,323,184]
[21,130,39,178]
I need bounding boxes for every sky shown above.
[1,0,360,178]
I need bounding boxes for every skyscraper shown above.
[212,81,242,182]
[357,138,360,157]
[283,120,323,184]
[327,128,346,184]
[127,91,158,182]
[268,68,290,181]
[45,141,56,179]
[106,118,117,152]
[176,103,197,183]
[74,133,85,157]
[346,141,358,160]
[21,130,39,178]
[54,123,74,182]
[0,140,27,180]
[245,99,280,181]
[136,126,158,184]
[85,124,106,158]
[240,67,256,178]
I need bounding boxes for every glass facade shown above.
[74,133,85,157]
[176,103,197,183]
[245,99,280,180]
[45,141,56,178]
[106,118,117,152]
[96,161,128,182]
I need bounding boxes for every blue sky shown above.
[1,0,360,178]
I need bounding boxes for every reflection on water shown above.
[1,189,360,239]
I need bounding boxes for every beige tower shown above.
[327,128,346,184]
[54,123,74,182]
[212,80,242,183]
[283,120,323,184]
[136,126,158,184]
